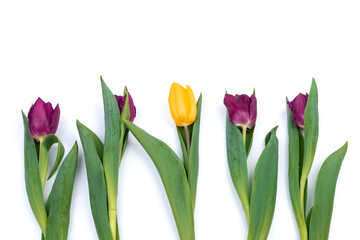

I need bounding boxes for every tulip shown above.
[115,88,136,122]
[224,93,257,130]
[168,82,197,127]
[28,97,60,140]
[287,93,308,129]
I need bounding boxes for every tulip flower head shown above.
[168,82,197,127]
[287,93,308,129]
[115,87,136,122]
[224,93,257,130]
[28,97,60,140]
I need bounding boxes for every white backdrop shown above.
[1,1,359,239]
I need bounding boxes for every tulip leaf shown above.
[77,120,113,240]
[287,98,307,238]
[226,112,250,225]
[101,77,121,239]
[176,127,189,170]
[44,134,65,180]
[124,120,195,240]
[248,127,278,240]
[22,111,47,234]
[75,121,104,160]
[245,127,255,156]
[187,94,202,210]
[45,142,78,240]
[119,90,130,164]
[309,142,348,240]
[300,79,319,195]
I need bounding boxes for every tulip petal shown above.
[28,97,60,139]
[185,85,197,126]
[50,104,60,135]
[249,94,257,129]
[224,94,247,127]
[169,83,193,126]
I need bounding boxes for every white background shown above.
[1,1,359,239]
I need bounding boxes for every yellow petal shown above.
[168,82,197,126]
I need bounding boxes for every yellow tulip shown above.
[168,82,197,127]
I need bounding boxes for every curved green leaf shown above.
[77,120,113,240]
[45,142,78,240]
[124,120,195,240]
[22,111,47,234]
[101,77,121,239]
[176,127,189,171]
[287,98,307,239]
[309,142,348,240]
[188,94,202,210]
[226,112,250,225]
[245,127,255,157]
[248,128,278,240]
[44,135,65,180]
[300,79,319,201]
[119,88,130,165]
[75,121,103,160]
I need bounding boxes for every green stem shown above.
[241,125,250,226]
[184,125,191,165]
[298,174,308,240]
[118,126,125,168]
[108,194,117,240]
[242,126,247,145]
[299,176,306,219]
[299,221,308,240]
[243,195,250,226]
[38,138,47,189]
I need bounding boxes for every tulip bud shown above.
[224,93,257,129]
[27,97,60,140]
[287,93,308,129]
[168,82,197,127]
[115,87,136,122]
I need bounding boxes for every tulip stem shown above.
[38,137,48,189]
[184,125,191,160]
[242,126,247,144]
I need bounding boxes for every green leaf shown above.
[22,111,47,234]
[287,98,307,239]
[45,142,78,240]
[77,120,113,240]
[124,120,195,240]
[248,128,278,240]
[300,79,319,196]
[38,134,65,188]
[119,88,130,165]
[176,127,189,171]
[74,121,104,161]
[187,93,202,210]
[101,77,121,239]
[309,142,348,240]
[45,135,65,180]
[226,112,250,225]
[306,207,313,230]
[245,127,255,156]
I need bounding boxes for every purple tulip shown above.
[115,88,136,122]
[28,97,60,140]
[224,93,257,129]
[287,93,308,129]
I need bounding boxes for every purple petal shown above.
[28,97,50,138]
[287,93,308,129]
[127,90,136,122]
[49,104,60,134]
[114,88,136,122]
[248,94,257,129]
[115,95,126,113]
[224,94,249,126]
